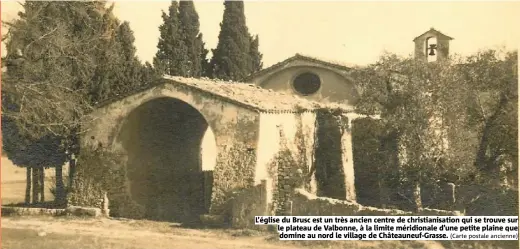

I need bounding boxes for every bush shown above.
[465,187,518,216]
[66,145,144,218]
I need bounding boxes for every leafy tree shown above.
[1,70,67,204]
[210,0,262,81]
[353,54,468,210]
[353,49,517,211]
[2,1,133,205]
[460,50,518,187]
[1,101,67,204]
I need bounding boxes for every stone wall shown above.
[83,83,262,222]
[255,112,316,216]
[230,180,268,228]
[291,188,462,217]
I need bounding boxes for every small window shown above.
[292,72,321,96]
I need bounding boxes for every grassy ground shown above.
[2,157,517,249]
[1,216,445,249]
[3,216,517,249]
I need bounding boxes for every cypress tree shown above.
[154,0,208,78]
[179,0,206,78]
[249,34,263,73]
[153,1,186,76]
[210,0,250,81]
[199,34,211,77]
[210,0,263,81]
[113,21,147,94]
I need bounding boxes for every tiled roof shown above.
[164,76,353,113]
[96,75,354,113]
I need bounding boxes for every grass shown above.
[2,156,517,249]
[0,220,433,249]
[3,221,518,249]
[1,227,174,249]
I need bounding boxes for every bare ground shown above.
[0,216,450,249]
[2,157,514,249]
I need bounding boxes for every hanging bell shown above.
[428,44,437,56]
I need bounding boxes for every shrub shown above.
[66,145,144,218]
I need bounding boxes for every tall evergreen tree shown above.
[179,0,206,77]
[112,21,149,94]
[210,1,249,81]
[153,1,186,76]
[89,4,123,104]
[210,0,262,81]
[198,34,211,77]
[154,0,208,78]
[249,34,263,73]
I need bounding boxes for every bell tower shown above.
[413,28,453,62]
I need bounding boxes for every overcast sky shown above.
[2,1,520,67]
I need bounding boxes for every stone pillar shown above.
[341,116,356,202]
[446,182,456,210]
[308,169,318,195]
[102,192,110,217]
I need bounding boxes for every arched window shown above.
[292,72,321,95]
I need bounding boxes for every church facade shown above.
[73,28,461,227]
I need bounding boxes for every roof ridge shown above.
[95,76,354,113]
[413,28,454,42]
[242,53,359,82]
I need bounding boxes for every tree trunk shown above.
[475,94,508,172]
[379,177,390,208]
[40,167,45,203]
[55,164,65,206]
[25,167,32,204]
[68,158,76,189]
[413,181,422,212]
[32,167,39,204]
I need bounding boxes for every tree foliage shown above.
[2,1,152,205]
[1,2,125,138]
[249,34,263,73]
[352,49,518,209]
[209,0,263,81]
[153,0,208,78]
[179,0,206,77]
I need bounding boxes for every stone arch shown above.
[86,82,262,223]
[115,96,217,223]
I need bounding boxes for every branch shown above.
[23,27,59,56]
[474,92,488,121]
[1,29,11,42]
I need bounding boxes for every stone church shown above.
[80,28,456,226]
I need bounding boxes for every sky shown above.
[2,1,520,67]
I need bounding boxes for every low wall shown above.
[231,180,268,228]
[1,205,103,217]
[291,188,462,216]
